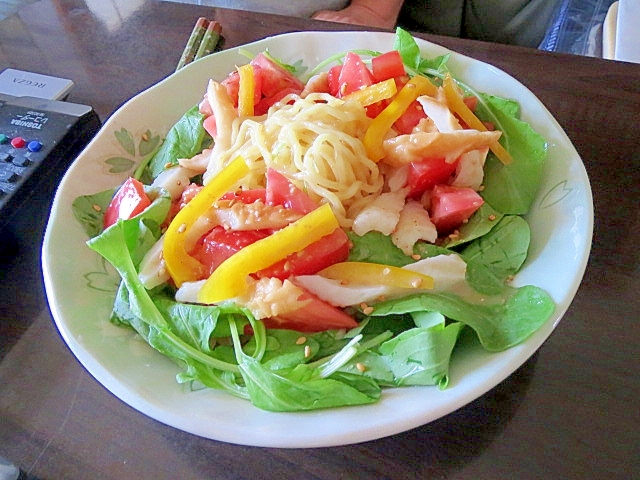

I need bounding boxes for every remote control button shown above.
[0,170,18,182]
[12,156,30,167]
[10,137,26,148]
[0,134,8,144]
[27,140,43,152]
[0,153,12,162]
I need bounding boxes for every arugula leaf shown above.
[228,322,380,411]
[377,321,462,388]
[237,356,381,412]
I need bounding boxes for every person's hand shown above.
[312,4,397,30]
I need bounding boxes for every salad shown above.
[72,28,554,412]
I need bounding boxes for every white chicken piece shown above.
[382,129,501,167]
[175,279,205,304]
[138,234,170,289]
[301,72,329,97]
[213,199,302,231]
[391,200,438,255]
[179,80,238,176]
[384,163,409,192]
[292,276,390,308]
[351,187,409,236]
[240,277,310,320]
[451,147,489,190]
[403,254,487,303]
[151,165,200,201]
[416,95,462,133]
[294,254,470,308]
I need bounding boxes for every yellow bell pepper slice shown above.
[163,157,249,287]
[318,262,434,290]
[237,63,255,117]
[363,75,438,162]
[442,74,513,165]
[343,78,397,107]
[198,203,340,304]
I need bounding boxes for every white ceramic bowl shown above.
[42,31,593,447]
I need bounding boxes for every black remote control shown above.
[0,93,101,252]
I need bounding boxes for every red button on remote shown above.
[10,137,26,148]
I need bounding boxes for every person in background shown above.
[398,0,560,48]
[313,0,560,48]
[187,0,402,28]
[197,0,558,48]
[312,0,404,29]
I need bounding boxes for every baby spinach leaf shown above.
[478,94,548,214]
[146,105,209,180]
[461,215,530,295]
[72,188,116,238]
[443,202,505,249]
[347,231,413,267]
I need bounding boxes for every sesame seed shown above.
[382,267,391,276]
[411,254,421,260]
[296,336,307,345]
[177,223,187,233]
[411,278,422,288]
[356,362,366,373]
[92,204,102,212]
[488,214,497,221]
[304,345,312,358]
[362,305,374,315]
[142,132,149,141]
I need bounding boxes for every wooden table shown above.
[1,1,638,478]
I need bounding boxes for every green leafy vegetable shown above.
[367,287,554,352]
[462,215,531,295]
[70,29,557,412]
[145,105,210,180]
[478,95,548,214]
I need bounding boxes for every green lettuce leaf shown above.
[366,287,554,352]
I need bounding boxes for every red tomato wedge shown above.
[429,184,484,233]
[250,53,305,97]
[336,52,375,97]
[265,168,318,214]
[103,177,152,229]
[220,188,267,204]
[407,157,458,197]
[393,100,427,134]
[192,226,270,275]
[327,65,342,97]
[371,50,406,83]
[258,228,350,280]
[220,53,304,115]
[203,114,218,138]
[263,290,358,332]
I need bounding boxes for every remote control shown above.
[0,93,101,252]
